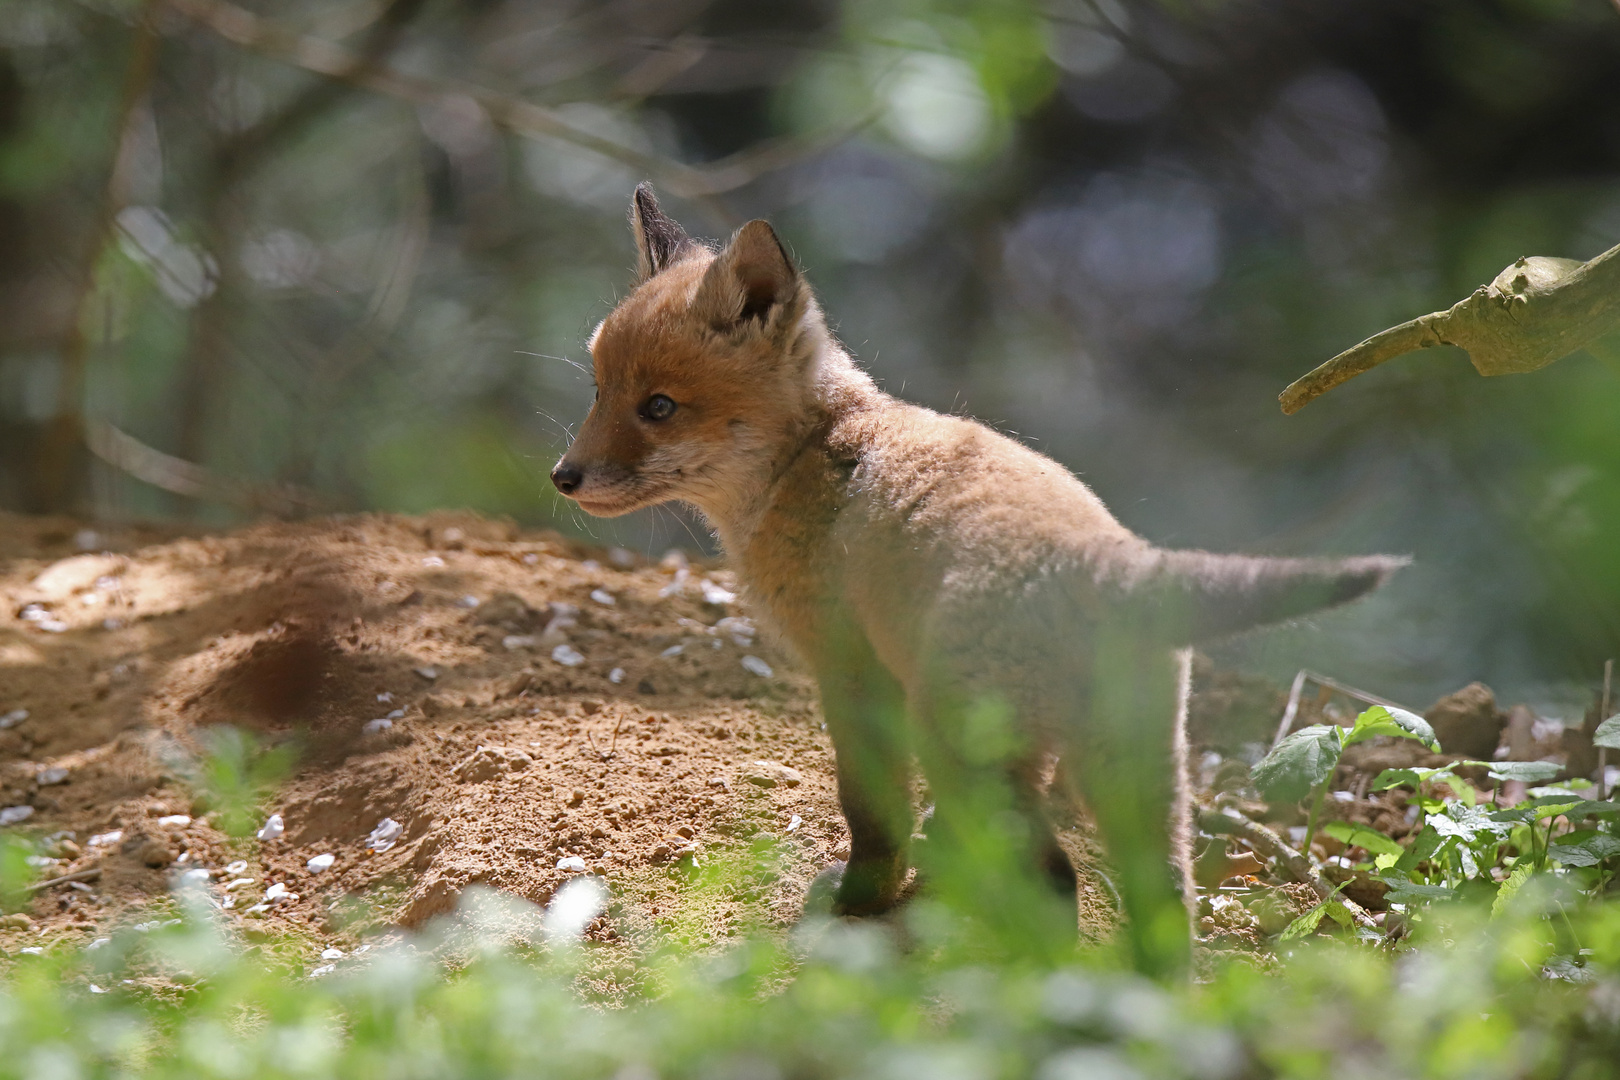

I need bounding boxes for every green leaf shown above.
[1278,902,1329,941]
[1546,834,1620,867]
[1345,705,1440,751]
[1594,714,1620,751]
[1371,768,1424,792]
[1481,760,1562,784]
[1394,826,1442,873]
[1492,862,1536,919]
[1252,725,1343,803]
[1380,874,1459,905]
[1322,821,1403,858]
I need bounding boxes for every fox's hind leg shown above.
[906,683,1084,949]
[1063,641,1194,978]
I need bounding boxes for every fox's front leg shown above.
[812,634,911,916]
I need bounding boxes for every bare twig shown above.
[26,867,103,893]
[34,1,162,512]
[1281,242,1620,414]
[85,418,324,517]
[161,0,870,201]
[1601,659,1613,801]
[1270,669,1417,747]
[1197,807,1379,930]
[608,715,625,757]
[1273,669,1310,747]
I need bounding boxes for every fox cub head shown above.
[550,184,828,518]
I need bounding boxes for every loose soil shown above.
[0,511,1126,968]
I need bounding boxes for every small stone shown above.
[88,828,122,847]
[175,867,210,887]
[306,853,336,873]
[661,644,683,658]
[156,814,191,827]
[741,760,802,789]
[700,580,737,605]
[457,595,481,609]
[590,826,608,839]
[256,814,284,841]
[366,818,404,852]
[363,718,393,734]
[556,855,588,872]
[0,913,32,930]
[0,806,34,826]
[0,709,27,729]
[567,790,585,808]
[377,692,394,703]
[787,815,803,832]
[649,844,672,863]
[590,589,616,606]
[18,947,43,956]
[310,964,336,977]
[740,655,773,678]
[414,665,439,681]
[675,825,695,839]
[321,947,344,960]
[502,634,536,651]
[608,667,626,684]
[264,882,290,902]
[552,644,585,667]
[224,860,249,877]
[36,767,68,786]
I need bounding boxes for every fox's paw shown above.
[805,856,908,918]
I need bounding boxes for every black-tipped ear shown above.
[694,219,801,330]
[630,182,691,280]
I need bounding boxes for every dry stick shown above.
[1270,669,1418,748]
[1280,242,1620,414]
[1197,807,1379,930]
[85,419,324,517]
[26,867,103,894]
[1601,659,1613,802]
[33,2,162,513]
[162,0,872,204]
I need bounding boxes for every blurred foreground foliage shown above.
[2,868,1620,1078]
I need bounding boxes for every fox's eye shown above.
[639,394,677,422]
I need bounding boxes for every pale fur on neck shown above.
[686,306,879,556]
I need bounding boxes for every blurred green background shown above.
[1,0,1617,710]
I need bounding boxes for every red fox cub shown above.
[552,184,1404,974]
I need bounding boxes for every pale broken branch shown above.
[1280,241,1620,414]
[162,0,871,201]
[85,419,325,518]
[1272,669,1418,748]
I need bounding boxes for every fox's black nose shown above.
[550,462,583,495]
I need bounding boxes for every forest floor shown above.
[1,510,1574,982]
[0,511,1139,980]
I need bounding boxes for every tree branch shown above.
[1281,241,1620,414]
[161,0,869,201]
[85,419,326,518]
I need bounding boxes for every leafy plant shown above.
[1253,706,1439,851]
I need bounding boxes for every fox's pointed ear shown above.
[693,219,802,331]
[630,182,691,281]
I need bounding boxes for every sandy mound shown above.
[0,511,1119,955]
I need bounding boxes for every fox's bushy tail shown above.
[1124,548,1409,644]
